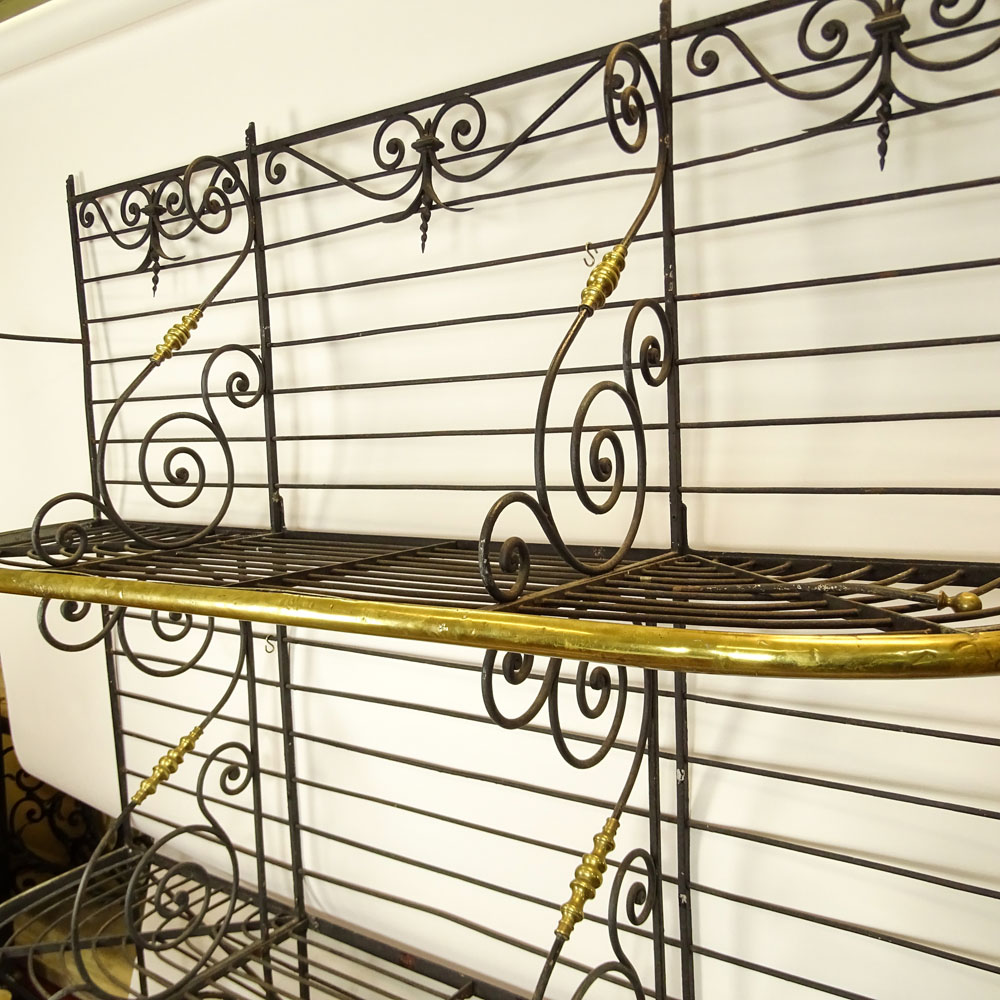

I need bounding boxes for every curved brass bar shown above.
[0,568,998,680]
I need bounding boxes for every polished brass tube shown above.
[0,568,998,679]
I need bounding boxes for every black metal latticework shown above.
[1,692,105,910]
[1,2,999,999]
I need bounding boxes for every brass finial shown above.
[151,307,203,364]
[131,725,203,805]
[937,591,982,614]
[555,816,619,940]
[580,244,627,313]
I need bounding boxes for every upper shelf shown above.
[4,9,1000,680]
[2,521,999,679]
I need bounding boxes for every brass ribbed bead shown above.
[132,725,203,805]
[151,307,202,364]
[555,816,619,939]
[580,245,627,312]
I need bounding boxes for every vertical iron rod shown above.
[673,673,696,999]
[243,623,278,1000]
[245,123,285,533]
[276,626,310,1000]
[662,8,693,992]
[100,613,131,827]
[660,1,687,553]
[65,175,102,517]
[644,668,669,998]
[102,611,144,992]
[0,718,12,928]
[249,118,300,991]
[68,180,133,856]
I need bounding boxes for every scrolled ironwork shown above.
[37,598,122,653]
[892,3,1000,71]
[478,43,667,602]
[30,343,263,566]
[3,743,103,895]
[30,155,257,573]
[685,1,1000,169]
[77,160,242,297]
[622,298,672,398]
[481,651,630,770]
[604,42,652,154]
[550,662,629,769]
[931,0,987,28]
[57,623,250,1000]
[264,110,477,253]
[116,609,217,678]
[565,848,658,1000]
[261,58,602,251]
[7,770,98,867]
[63,742,253,1000]
[524,667,658,1000]
[479,298,669,602]
[425,96,490,172]
[106,343,264,546]
[30,491,115,568]
[480,650,554,730]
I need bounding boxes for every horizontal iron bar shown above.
[681,409,1000,429]
[672,0,813,39]
[258,34,656,154]
[90,342,261,367]
[675,87,1000,172]
[297,868,662,999]
[73,152,250,206]
[673,16,1000,104]
[691,944,875,1000]
[686,693,1000,747]
[677,256,1000,302]
[271,298,635,349]
[680,332,1000,367]
[688,819,1000,901]
[0,568,997,678]
[690,881,1000,975]
[676,174,1000,237]
[689,753,1000,820]
[0,331,82,345]
[681,486,1000,495]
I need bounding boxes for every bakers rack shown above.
[1,3,999,998]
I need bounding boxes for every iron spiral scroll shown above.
[261,57,605,252]
[685,0,1000,169]
[30,153,259,576]
[563,847,660,1000]
[481,651,634,770]
[481,646,660,998]
[76,160,244,297]
[478,42,671,604]
[264,95,490,253]
[21,626,255,1000]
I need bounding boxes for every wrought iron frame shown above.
[1,2,999,999]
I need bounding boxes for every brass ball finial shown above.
[937,591,982,614]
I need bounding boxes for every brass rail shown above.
[0,569,998,679]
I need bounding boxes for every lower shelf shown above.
[0,846,517,1000]
[1,521,999,678]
